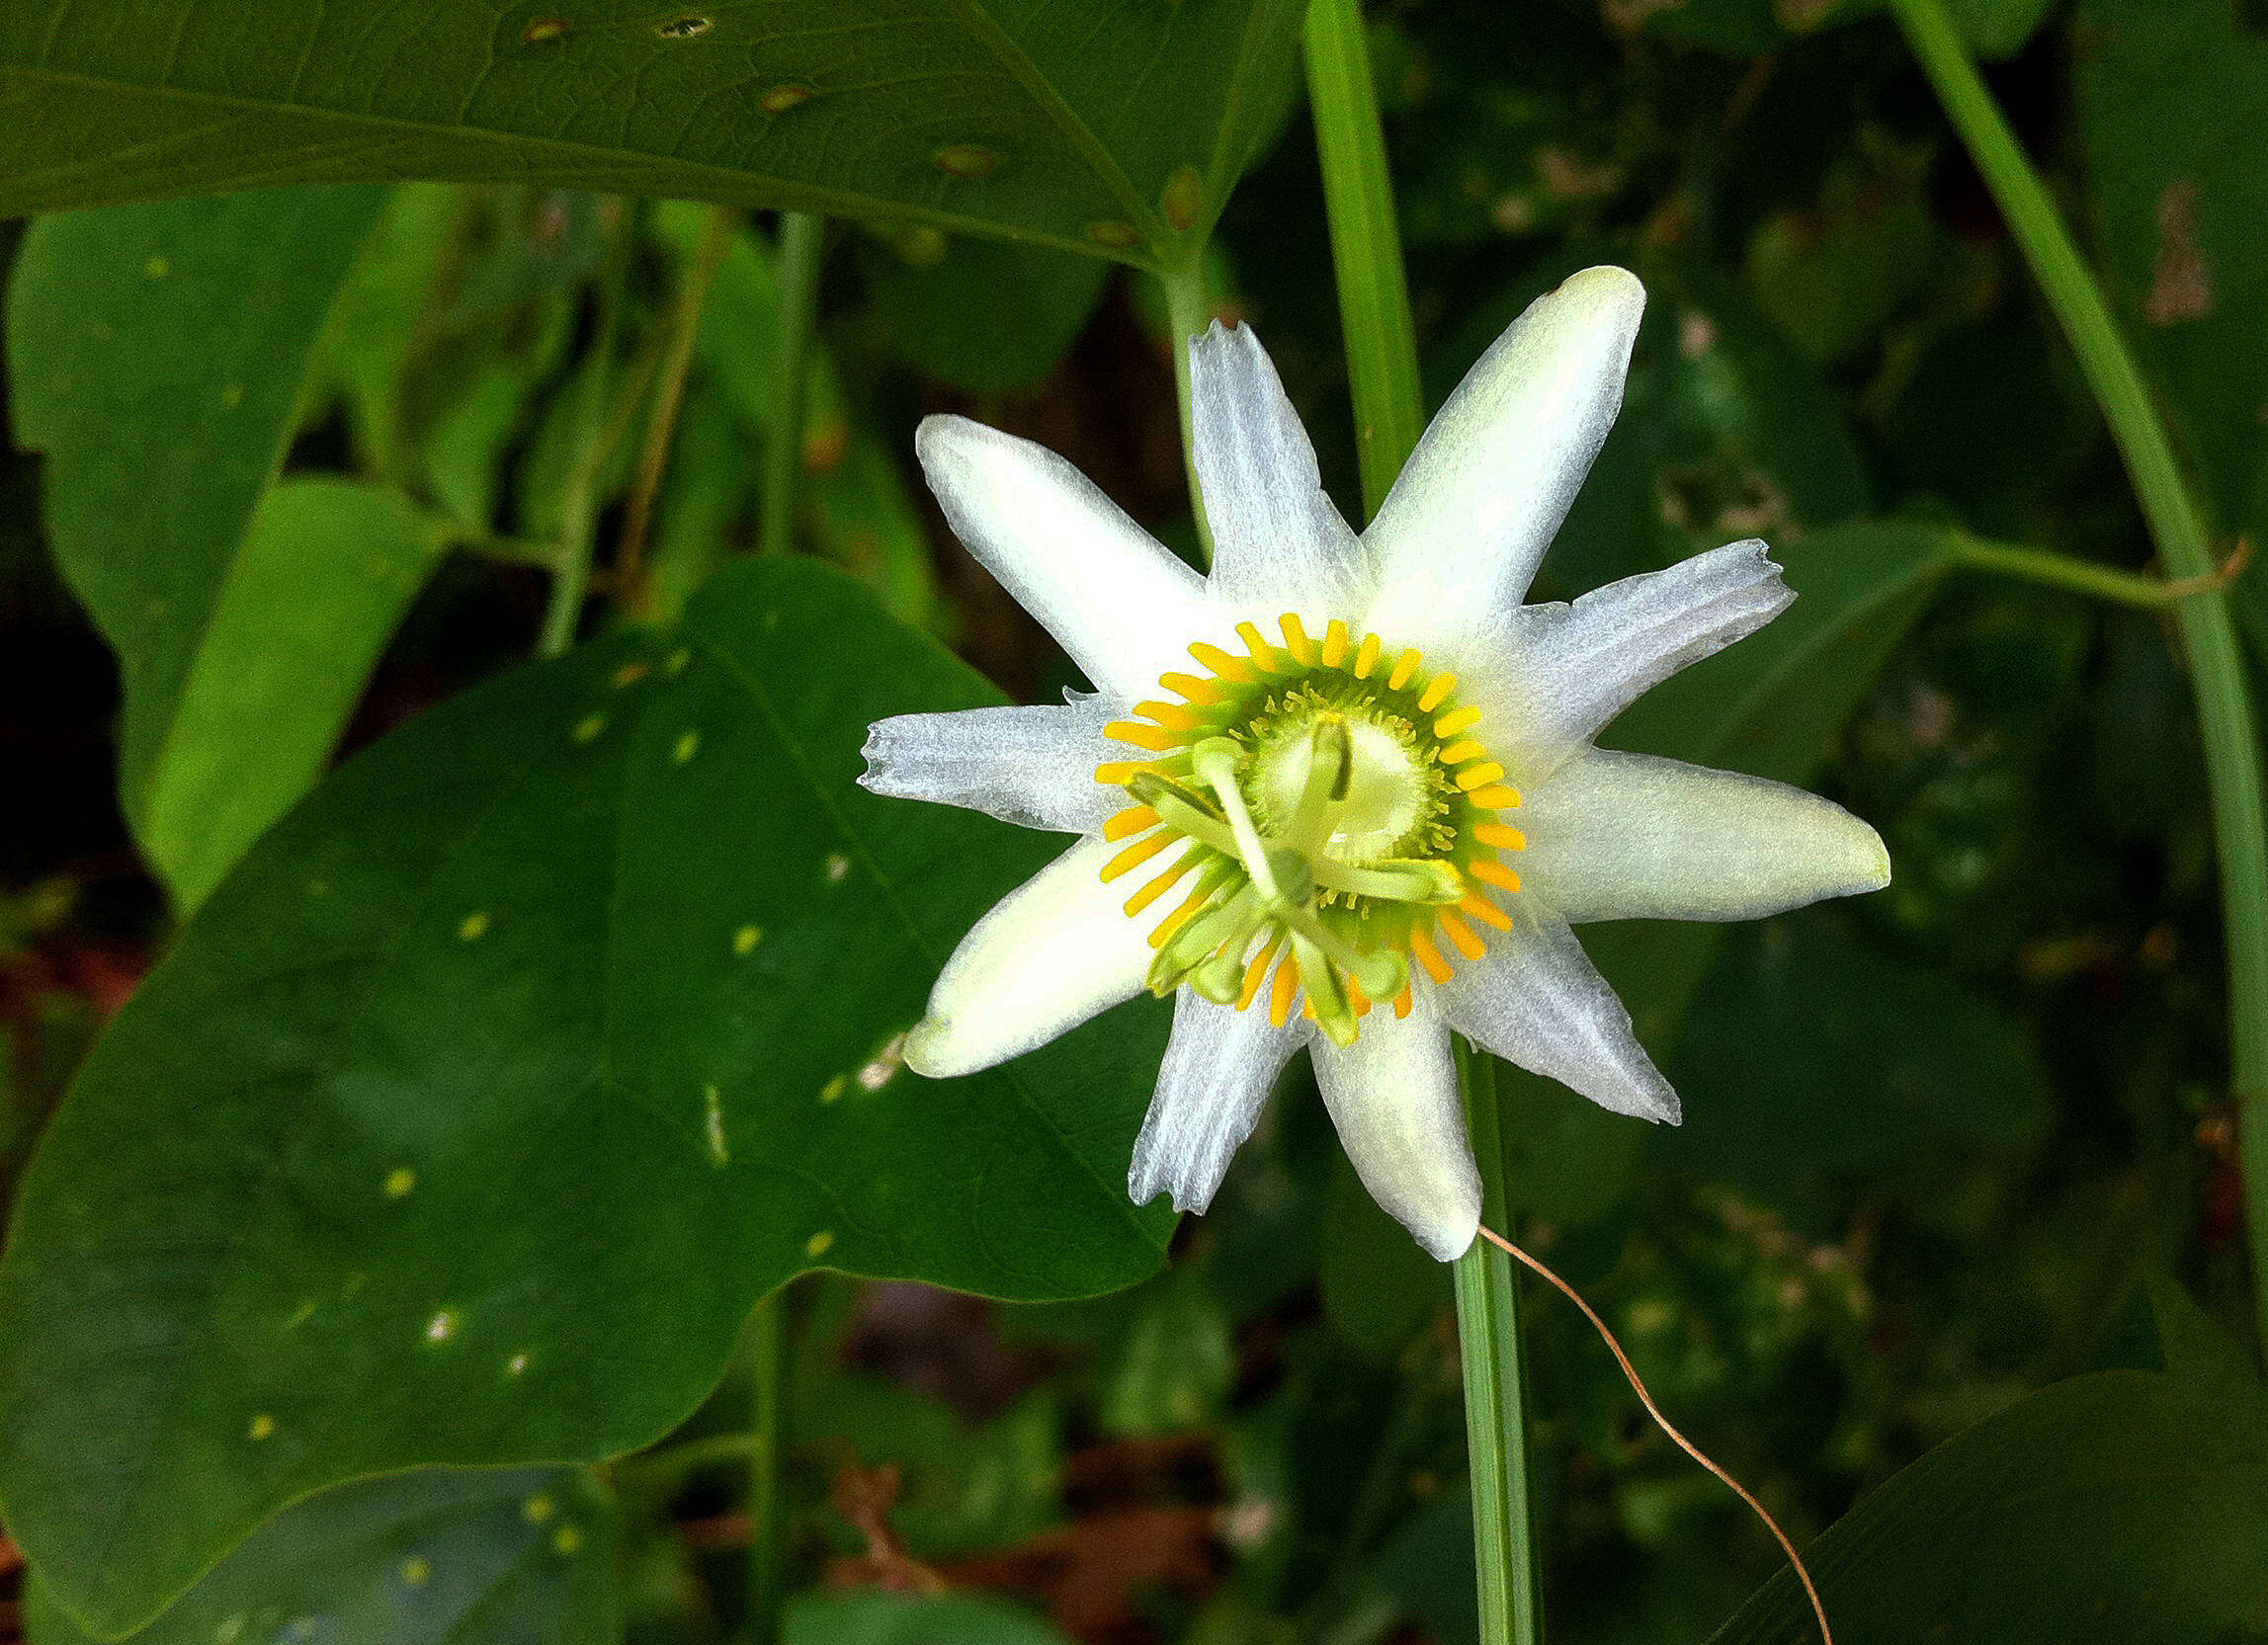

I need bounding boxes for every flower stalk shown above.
[1890,0,2268,1346]
[760,211,824,558]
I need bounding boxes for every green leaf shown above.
[0,0,1307,270]
[2075,0,2268,653]
[4,188,394,898]
[142,480,453,912]
[858,228,1112,394]
[1318,1150,1449,1357]
[0,556,1172,1635]
[1709,1367,2268,1643]
[26,1468,618,1645]
[785,1590,1071,1645]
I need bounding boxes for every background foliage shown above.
[3,0,2266,1641]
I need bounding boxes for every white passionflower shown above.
[861,268,1889,1262]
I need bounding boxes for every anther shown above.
[1433,705,1483,739]
[1278,614,1315,664]
[1417,673,1459,713]
[1455,763,1505,792]
[1470,859,1522,891]
[1354,632,1383,678]
[1474,822,1527,851]
[1388,648,1421,691]
[1321,619,1351,668]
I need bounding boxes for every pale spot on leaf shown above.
[761,83,814,113]
[522,16,568,42]
[425,1308,460,1345]
[573,713,606,743]
[458,911,490,943]
[248,1413,276,1440]
[734,923,764,954]
[552,1522,585,1554]
[524,1492,555,1522]
[820,1073,847,1104]
[400,1556,431,1587]
[805,1229,835,1258]
[825,853,850,883]
[144,255,170,279]
[673,730,701,764]
[384,1167,416,1198]
[705,1084,728,1165]
[655,14,710,36]
[858,1031,907,1093]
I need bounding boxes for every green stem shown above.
[1891,0,2268,1345]
[1303,0,1424,519]
[1455,1047,1543,1645]
[539,200,634,658]
[760,211,824,557]
[741,1292,786,1645]
[1951,533,2231,609]
[1160,258,1218,564]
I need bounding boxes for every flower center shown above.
[1094,615,1528,1046]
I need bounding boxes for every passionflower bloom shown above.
[862,268,1888,1261]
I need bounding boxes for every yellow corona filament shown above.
[1354,632,1383,678]
[1104,805,1162,842]
[1439,739,1488,766]
[1135,699,1201,731]
[1460,893,1514,931]
[1467,784,1522,810]
[1346,973,1373,1015]
[1105,719,1178,753]
[1278,614,1315,665]
[1433,705,1483,739]
[1409,927,1455,985]
[1125,847,1201,914]
[1388,647,1422,691]
[1150,880,1216,949]
[1321,619,1351,668]
[1101,831,1174,882]
[1094,760,1154,786]
[1159,671,1225,703]
[1456,762,1506,792]
[1417,673,1460,713]
[1268,951,1302,1026]
[1474,821,1527,851]
[1392,984,1414,1020]
[1239,933,1285,1009]
[1189,642,1253,683]
[1236,621,1283,671]
[1439,909,1487,960]
[1470,858,1522,891]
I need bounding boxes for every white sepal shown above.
[1362,267,1644,654]
[1129,992,1305,1213]
[1517,749,1890,924]
[1310,1000,1480,1261]
[860,698,1124,836]
[1191,321,1370,616]
[915,415,1212,699]
[905,835,1158,1079]
[1437,919,1680,1123]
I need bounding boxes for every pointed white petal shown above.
[1191,321,1369,615]
[1363,267,1644,653]
[916,415,1211,699]
[1128,993,1305,1213]
[861,698,1124,835]
[1311,1003,1479,1262]
[904,835,1158,1079]
[1436,919,1680,1123]
[1519,749,1890,924]
[1480,540,1792,777]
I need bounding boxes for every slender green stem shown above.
[539,201,635,657]
[1455,1047,1543,1645]
[1951,533,2236,609]
[740,1292,786,1645]
[1303,0,1423,519]
[1891,0,2268,1345]
[1160,258,1218,564]
[760,212,824,557]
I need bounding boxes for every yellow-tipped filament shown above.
[1097,613,1526,1046]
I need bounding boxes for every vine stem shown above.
[539,200,636,657]
[1890,0,2268,1345]
[1302,2,1541,1635]
[740,1293,786,1645]
[1160,258,1218,564]
[760,212,824,557]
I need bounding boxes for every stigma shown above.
[1094,615,1527,1045]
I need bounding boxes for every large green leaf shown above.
[785,1590,1071,1645]
[4,188,401,902]
[2075,0,2268,652]
[0,556,1172,1637]
[1709,1366,2268,1643]
[25,1468,618,1645]
[0,0,1306,269]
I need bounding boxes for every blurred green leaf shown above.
[0,1,1308,269]
[2076,0,2268,653]
[860,230,1112,394]
[1711,1366,2268,1643]
[5,187,389,891]
[1101,1270,1237,1436]
[785,1589,1071,1645]
[26,1468,617,1645]
[1318,1150,1449,1357]
[0,557,1171,1635]
[2143,1275,2261,1388]
[141,480,452,912]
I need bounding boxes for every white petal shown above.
[1517,749,1890,924]
[1191,321,1369,615]
[861,697,1124,835]
[1436,918,1680,1123]
[916,415,1211,699]
[1311,1002,1479,1262]
[1479,540,1792,778]
[905,835,1158,1079]
[1128,993,1305,1213]
[1363,267,1644,653]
